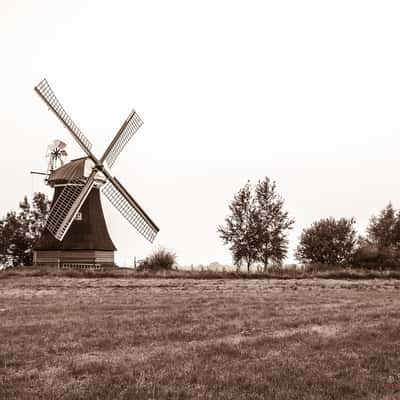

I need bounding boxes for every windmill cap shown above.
[47,157,104,186]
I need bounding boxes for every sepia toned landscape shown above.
[3,1,400,399]
[1,271,400,399]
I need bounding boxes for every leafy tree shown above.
[30,192,51,243]
[295,217,357,265]
[0,211,23,266]
[254,177,294,271]
[357,203,400,269]
[218,181,259,272]
[366,203,400,250]
[218,178,294,272]
[0,193,51,267]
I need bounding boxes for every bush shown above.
[295,217,357,265]
[352,242,400,270]
[141,247,177,271]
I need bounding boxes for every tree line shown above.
[219,177,400,271]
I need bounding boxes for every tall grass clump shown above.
[141,247,177,271]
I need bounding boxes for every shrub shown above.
[141,247,177,271]
[295,217,357,266]
[352,242,400,270]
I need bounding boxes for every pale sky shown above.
[1,0,400,266]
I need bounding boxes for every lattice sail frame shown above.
[35,79,93,154]
[46,174,96,241]
[104,110,143,168]
[102,179,158,243]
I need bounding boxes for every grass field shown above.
[1,274,400,399]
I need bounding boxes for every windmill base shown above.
[33,250,115,269]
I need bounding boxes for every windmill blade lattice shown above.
[103,109,143,168]
[102,178,158,243]
[35,79,93,156]
[46,173,96,241]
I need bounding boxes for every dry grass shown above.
[1,276,400,399]
[2,266,400,280]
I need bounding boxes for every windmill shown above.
[33,79,159,268]
[46,139,68,174]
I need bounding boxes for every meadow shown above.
[1,272,400,399]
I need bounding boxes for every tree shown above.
[30,192,51,244]
[0,193,51,267]
[218,181,259,272]
[295,217,357,265]
[0,211,23,266]
[254,177,294,271]
[358,203,400,269]
[218,178,294,272]
[367,203,400,250]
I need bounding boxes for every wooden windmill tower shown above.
[33,79,159,268]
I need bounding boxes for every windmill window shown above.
[75,212,83,221]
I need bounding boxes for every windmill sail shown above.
[46,172,97,241]
[101,109,143,168]
[34,79,93,156]
[102,177,159,242]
